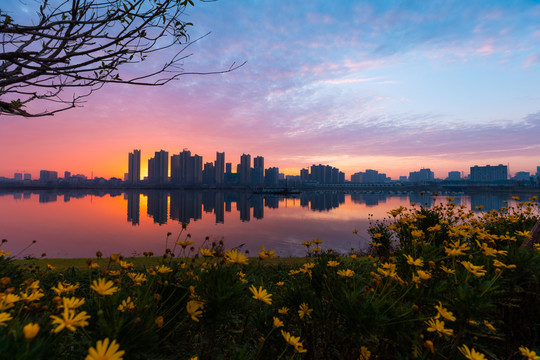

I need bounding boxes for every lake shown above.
[0,189,536,259]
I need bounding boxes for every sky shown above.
[1,0,540,180]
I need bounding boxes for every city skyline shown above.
[5,148,538,184]
[1,1,540,179]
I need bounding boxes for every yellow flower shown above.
[434,302,456,322]
[110,254,121,263]
[155,265,173,274]
[249,285,272,305]
[90,278,119,296]
[258,246,277,259]
[416,270,432,280]
[186,300,204,322]
[359,346,371,359]
[424,340,434,354]
[278,306,289,315]
[298,302,313,319]
[303,262,315,269]
[85,338,125,360]
[118,260,133,270]
[50,308,91,333]
[199,248,215,257]
[519,346,540,360]
[0,293,21,311]
[404,254,424,267]
[20,289,45,302]
[128,272,148,286]
[47,264,55,270]
[61,297,85,310]
[273,316,284,328]
[425,318,453,336]
[224,249,249,265]
[0,311,13,326]
[461,261,487,277]
[327,260,340,267]
[51,281,80,296]
[117,297,135,312]
[458,344,487,360]
[337,269,355,277]
[493,259,516,269]
[444,240,470,256]
[155,316,164,328]
[484,320,496,331]
[441,265,455,274]
[276,281,284,286]
[23,323,39,339]
[281,330,307,353]
[176,239,195,248]
[0,249,11,257]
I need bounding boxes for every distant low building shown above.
[447,171,461,181]
[39,170,58,183]
[409,169,434,183]
[470,164,507,182]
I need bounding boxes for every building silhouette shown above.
[215,152,225,185]
[470,164,507,182]
[148,150,168,185]
[240,154,251,185]
[409,169,434,183]
[252,156,264,185]
[39,170,58,183]
[128,149,141,184]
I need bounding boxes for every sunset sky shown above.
[1,0,540,180]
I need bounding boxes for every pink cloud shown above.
[523,53,539,68]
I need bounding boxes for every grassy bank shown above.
[1,195,540,359]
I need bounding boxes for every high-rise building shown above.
[252,156,264,185]
[64,171,71,180]
[171,149,202,185]
[215,152,225,184]
[226,163,232,174]
[23,173,31,181]
[128,149,141,184]
[470,165,507,182]
[148,150,168,184]
[265,167,279,186]
[14,173,22,181]
[300,168,309,181]
[240,154,251,185]
[203,162,216,184]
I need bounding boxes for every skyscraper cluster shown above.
[127,149,270,186]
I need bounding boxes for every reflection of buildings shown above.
[126,191,140,225]
[470,194,506,213]
[300,192,345,211]
[169,191,202,224]
[350,193,389,207]
[409,193,434,207]
[39,191,57,203]
[238,192,250,222]
[146,191,168,224]
[251,194,264,219]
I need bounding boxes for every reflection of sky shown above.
[1,1,540,179]
[1,190,537,258]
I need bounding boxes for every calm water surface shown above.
[0,190,534,258]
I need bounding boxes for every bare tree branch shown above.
[0,0,244,117]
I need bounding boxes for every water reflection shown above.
[0,189,537,258]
